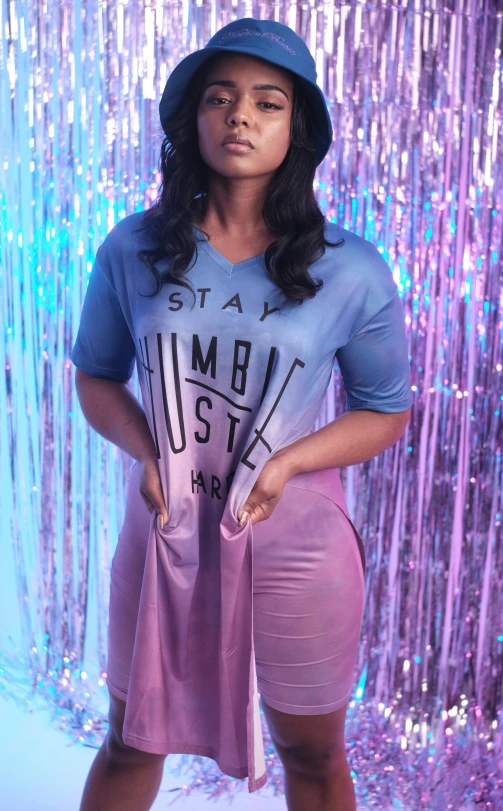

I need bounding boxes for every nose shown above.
[225,98,252,127]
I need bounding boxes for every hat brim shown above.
[159,46,332,166]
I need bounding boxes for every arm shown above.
[75,368,157,463]
[274,286,414,477]
[71,236,154,460]
[271,407,411,478]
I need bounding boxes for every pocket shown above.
[155,521,200,568]
[342,511,366,578]
[283,476,366,580]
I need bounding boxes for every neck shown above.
[196,173,273,235]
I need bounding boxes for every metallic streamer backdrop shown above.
[1,0,502,806]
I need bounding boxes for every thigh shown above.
[106,462,151,698]
[107,691,131,747]
[252,483,365,716]
[110,461,152,583]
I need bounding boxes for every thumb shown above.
[155,498,169,529]
[145,483,169,527]
[237,502,252,525]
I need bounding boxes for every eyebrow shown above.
[203,80,289,101]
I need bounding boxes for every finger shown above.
[238,486,271,522]
[238,501,254,523]
[149,498,169,527]
[140,494,155,512]
[245,499,276,525]
[239,504,263,526]
[238,510,250,527]
[247,508,266,526]
[238,501,254,525]
[145,484,169,525]
[140,491,169,525]
[155,506,170,529]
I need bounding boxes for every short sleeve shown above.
[71,244,137,383]
[335,288,414,414]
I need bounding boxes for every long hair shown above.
[133,51,344,310]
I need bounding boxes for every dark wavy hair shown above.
[133,51,344,310]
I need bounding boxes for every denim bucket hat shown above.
[159,17,333,167]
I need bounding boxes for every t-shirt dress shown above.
[71,211,415,792]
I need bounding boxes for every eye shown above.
[206,96,283,111]
[261,101,283,110]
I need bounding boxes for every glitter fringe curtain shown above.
[1,0,502,807]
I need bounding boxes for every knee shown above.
[105,729,166,769]
[281,742,348,780]
[105,691,165,769]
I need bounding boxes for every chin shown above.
[212,154,285,175]
[208,158,259,176]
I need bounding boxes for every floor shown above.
[0,693,289,810]
[0,692,486,810]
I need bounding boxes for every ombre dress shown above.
[71,212,414,792]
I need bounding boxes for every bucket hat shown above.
[159,17,333,166]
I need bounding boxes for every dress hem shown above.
[106,677,128,702]
[122,728,252,781]
[260,688,354,716]
[106,677,264,787]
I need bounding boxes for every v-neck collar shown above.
[193,225,266,277]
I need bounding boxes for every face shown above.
[196,52,294,179]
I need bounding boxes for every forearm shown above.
[272,409,410,477]
[74,370,156,463]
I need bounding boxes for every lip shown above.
[221,134,254,148]
[222,142,254,153]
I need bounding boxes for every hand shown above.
[138,454,169,529]
[237,457,292,527]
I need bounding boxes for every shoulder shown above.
[103,211,150,251]
[97,211,152,267]
[323,219,393,276]
[91,212,151,292]
[323,218,397,298]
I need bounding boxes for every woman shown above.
[72,17,413,811]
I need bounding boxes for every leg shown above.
[252,482,365,810]
[79,691,167,811]
[261,698,356,811]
